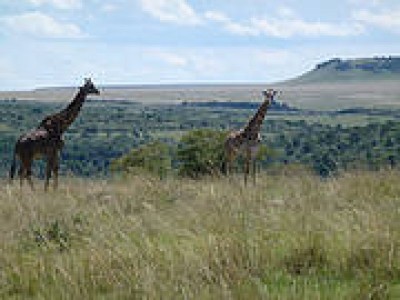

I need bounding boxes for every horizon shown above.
[0,80,284,92]
[4,54,400,92]
[1,1,400,90]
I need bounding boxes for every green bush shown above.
[110,141,171,179]
[176,129,227,178]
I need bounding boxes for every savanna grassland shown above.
[1,169,400,299]
[2,58,400,298]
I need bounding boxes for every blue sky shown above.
[1,0,400,90]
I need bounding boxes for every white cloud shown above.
[205,9,363,38]
[146,47,295,81]
[138,2,363,38]
[2,11,84,38]
[139,0,201,25]
[203,11,229,23]
[28,0,82,10]
[250,17,363,38]
[204,11,257,36]
[353,8,400,32]
[148,48,224,76]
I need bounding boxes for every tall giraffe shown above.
[9,78,100,190]
[224,89,278,184]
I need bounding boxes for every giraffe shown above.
[224,89,278,184]
[9,78,100,190]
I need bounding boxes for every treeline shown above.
[111,121,400,178]
[1,100,400,179]
[271,120,400,176]
[181,100,297,111]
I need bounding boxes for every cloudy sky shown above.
[1,0,400,90]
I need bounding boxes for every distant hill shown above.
[286,56,400,84]
[2,56,400,109]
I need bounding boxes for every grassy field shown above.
[1,169,400,299]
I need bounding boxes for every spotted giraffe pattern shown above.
[10,78,100,190]
[224,89,278,183]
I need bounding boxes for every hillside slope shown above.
[287,56,400,84]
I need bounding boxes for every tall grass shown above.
[1,169,400,299]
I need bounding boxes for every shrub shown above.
[110,141,171,179]
[176,129,227,178]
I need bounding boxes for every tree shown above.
[176,129,227,178]
[110,141,171,179]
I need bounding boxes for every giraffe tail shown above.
[9,147,17,181]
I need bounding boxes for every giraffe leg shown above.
[244,159,249,185]
[226,153,233,176]
[45,156,52,191]
[19,154,27,188]
[252,159,257,184]
[224,148,234,177]
[19,165,24,188]
[25,158,34,190]
[20,156,34,190]
[244,150,251,185]
[224,152,229,176]
[52,152,60,190]
[26,168,34,190]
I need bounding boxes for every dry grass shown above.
[2,80,400,110]
[1,169,400,299]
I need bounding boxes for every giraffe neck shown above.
[39,87,89,135]
[58,87,88,132]
[243,99,270,137]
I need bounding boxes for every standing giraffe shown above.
[224,89,278,184]
[9,78,100,190]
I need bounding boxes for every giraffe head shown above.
[262,89,279,105]
[82,78,100,95]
